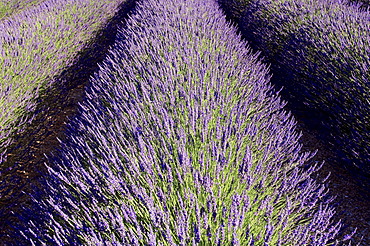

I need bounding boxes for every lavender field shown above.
[0,0,369,245]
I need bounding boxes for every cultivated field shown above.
[0,0,368,245]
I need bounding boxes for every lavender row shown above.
[217,0,370,181]
[0,0,129,166]
[20,0,349,244]
[347,0,369,9]
[0,0,45,20]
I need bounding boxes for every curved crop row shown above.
[0,0,130,165]
[217,0,370,183]
[19,0,348,245]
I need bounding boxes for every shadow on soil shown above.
[217,1,370,245]
[0,0,137,244]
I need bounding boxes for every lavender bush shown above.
[0,0,45,19]
[19,0,351,245]
[0,0,129,166]
[217,0,370,183]
[346,0,370,9]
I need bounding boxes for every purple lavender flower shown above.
[0,0,128,165]
[217,0,370,186]
[20,0,345,244]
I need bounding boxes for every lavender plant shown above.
[19,0,351,245]
[346,0,370,9]
[0,0,45,20]
[0,0,130,166]
[217,0,370,183]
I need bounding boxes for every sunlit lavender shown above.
[0,0,127,165]
[218,0,370,182]
[18,0,351,245]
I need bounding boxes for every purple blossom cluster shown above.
[0,0,46,19]
[218,0,370,183]
[347,0,370,9]
[0,0,128,165]
[19,0,350,244]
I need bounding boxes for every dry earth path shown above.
[289,106,370,246]
[1,2,368,244]
[0,0,136,244]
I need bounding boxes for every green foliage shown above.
[0,0,126,165]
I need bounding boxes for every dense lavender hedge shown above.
[0,0,45,19]
[347,0,370,9]
[217,0,370,183]
[0,0,129,165]
[19,0,351,244]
